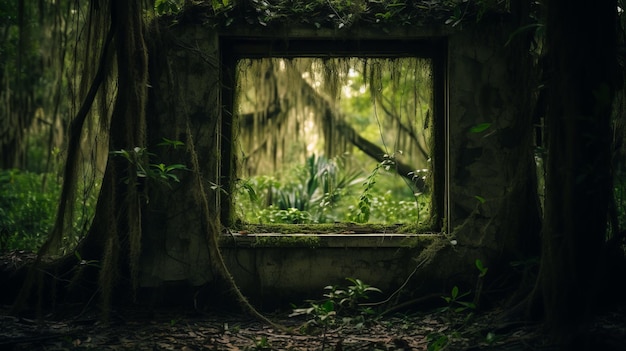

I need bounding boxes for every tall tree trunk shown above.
[538,0,617,346]
[10,0,147,316]
[65,0,149,316]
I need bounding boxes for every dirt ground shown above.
[1,251,625,350]
[1,302,625,351]
[0,306,530,350]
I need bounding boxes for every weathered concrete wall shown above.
[221,234,433,305]
[141,17,538,299]
[142,25,222,286]
[445,19,539,282]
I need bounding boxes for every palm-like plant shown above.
[259,154,361,223]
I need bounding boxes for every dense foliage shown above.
[234,155,431,225]
[167,0,509,29]
[0,170,97,251]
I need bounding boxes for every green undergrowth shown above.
[229,222,433,234]
[0,169,98,252]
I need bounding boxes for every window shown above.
[220,38,446,232]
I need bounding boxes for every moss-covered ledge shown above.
[220,222,439,248]
[228,222,434,234]
[220,232,437,248]
[221,233,437,248]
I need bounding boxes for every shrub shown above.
[0,169,97,252]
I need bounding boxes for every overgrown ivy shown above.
[162,0,510,30]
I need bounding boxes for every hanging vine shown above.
[235,57,433,181]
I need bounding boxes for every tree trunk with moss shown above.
[87,0,149,312]
[11,0,148,316]
[536,0,617,346]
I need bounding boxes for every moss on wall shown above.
[232,223,432,234]
[251,235,322,248]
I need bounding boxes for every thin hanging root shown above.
[184,119,291,333]
[10,17,116,316]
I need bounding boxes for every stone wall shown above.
[141,25,222,286]
[446,19,539,281]
[141,17,538,298]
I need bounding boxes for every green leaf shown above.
[451,285,459,299]
[475,259,488,277]
[456,301,476,309]
[457,289,472,299]
[427,334,449,351]
[469,123,491,133]
[165,164,187,171]
[321,299,335,313]
[158,137,185,149]
[474,195,485,203]
[241,182,258,202]
[155,0,180,15]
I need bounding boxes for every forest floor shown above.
[1,251,626,350]
[2,298,626,350]
[0,305,550,351]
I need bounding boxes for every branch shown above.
[284,62,428,192]
[334,117,427,192]
[379,95,430,160]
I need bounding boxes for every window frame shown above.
[219,37,448,232]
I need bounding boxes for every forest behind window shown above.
[231,57,434,226]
